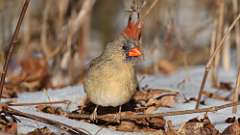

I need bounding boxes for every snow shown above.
[13,66,239,134]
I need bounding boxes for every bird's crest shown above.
[122,14,143,41]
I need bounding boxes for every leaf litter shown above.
[0,67,235,134]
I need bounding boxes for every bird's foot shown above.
[90,106,98,122]
[114,113,121,123]
[114,106,122,123]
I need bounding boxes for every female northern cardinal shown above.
[84,17,143,121]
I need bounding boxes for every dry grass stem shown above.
[222,26,231,71]
[40,0,51,60]
[6,107,90,135]
[195,13,240,109]
[7,100,71,107]
[232,0,240,66]
[71,0,95,36]
[232,67,240,113]
[141,0,159,21]
[68,102,239,122]
[0,0,31,101]
[211,0,225,88]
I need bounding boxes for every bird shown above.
[83,16,143,122]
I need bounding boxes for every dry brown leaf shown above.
[1,87,17,98]
[217,82,233,91]
[134,89,178,103]
[166,120,178,135]
[144,106,157,114]
[1,123,17,134]
[222,120,240,135]
[147,117,166,129]
[0,104,8,111]
[6,57,49,93]
[0,110,18,134]
[178,116,220,135]
[143,130,166,135]
[158,59,176,74]
[143,94,176,108]
[117,121,137,132]
[27,127,56,135]
[36,105,65,115]
[158,95,176,107]
[225,117,236,123]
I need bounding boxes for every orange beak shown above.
[128,47,142,57]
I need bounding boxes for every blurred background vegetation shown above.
[0,0,239,97]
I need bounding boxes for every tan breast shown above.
[83,59,137,107]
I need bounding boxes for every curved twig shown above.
[0,0,31,101]
[67,102,239,123]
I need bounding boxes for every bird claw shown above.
[114,113,121,123]
[90,112,97,122]
[90,106,98,122]
[114,106,122,123]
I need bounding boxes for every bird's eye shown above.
[122,44,129,51]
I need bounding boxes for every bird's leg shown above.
[90,105,98,122]
[114,106,122,123]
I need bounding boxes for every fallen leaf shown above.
[166,120,178,135]
[225,117,236,123]
[117,121,137,132]
[222,120,240,135]
[36,105,65,115]
[217,82,233,91]
[158,59,176,74]
[27,127,56,135]
[178,116,220,135]
[144,106,157,114]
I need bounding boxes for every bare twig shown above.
[0,0,30,101]
[232,0,240,66]
[7,100,71,107]
[222,26,231,71]
[141,0,159,20]
[67,102,239,123]
[58,0,95,77]
[6,107,90,135]
[69,0,95,37]
[40,0,51,60]
[232,67,240,113]
[195,13,240,109]
[211,0,225,87]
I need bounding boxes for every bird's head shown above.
[103,15,143,63]
[121,19,143,61]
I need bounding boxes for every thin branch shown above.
[195,13,240,109]
[67,102,239,123]
[70,0,95,37]
[141,0,159,20]
[6,107,91,135]
[0,0,31,101]
[232,67,240,113]
[232,0,240,66]
[195,69,209,109]
[7,100,71,107]
[207,13,240,69]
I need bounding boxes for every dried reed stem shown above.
[0,0,30,101]
[141,0,159,20]
[232,67,240,113]
[232,0,240,66]
[7,100,70,106]
[195,13,240,109]
[211,0,225,87]
[67,102,239,122]
[6,107,90,135]
[40,0,51,60]
[222,26,231,71]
